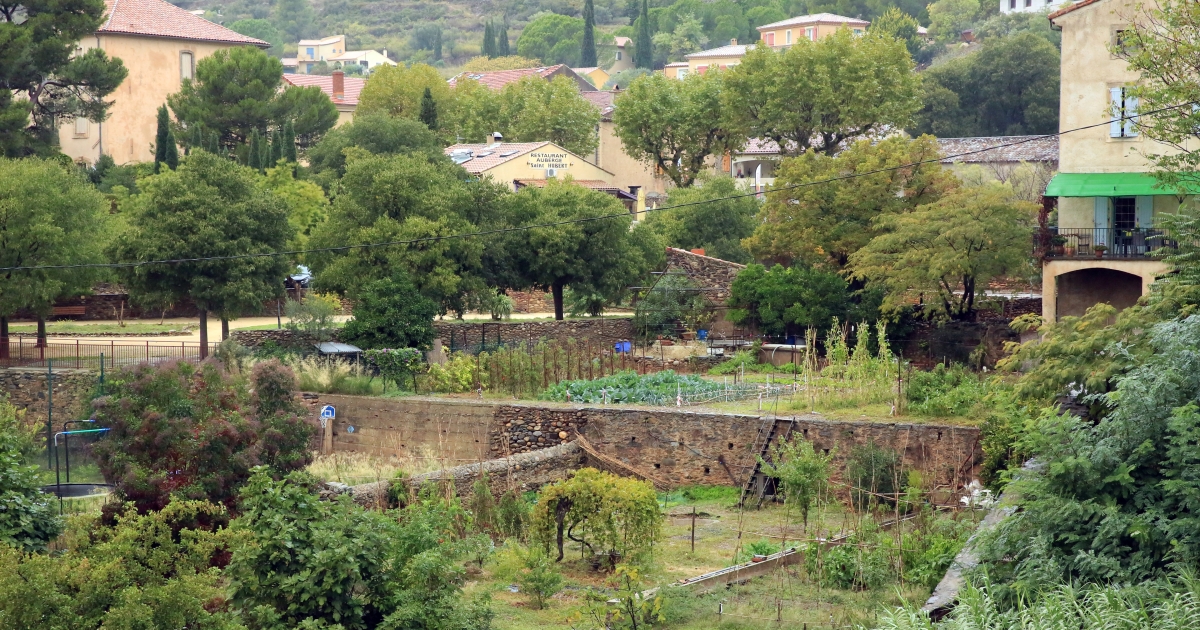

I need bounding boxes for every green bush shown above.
[845,441,902,510]
[906,364,992,417]
[0,409,61,552]
[364,348,425,391]
[419,353,484,393]
[708,350,777,375]
[540,369,729,405]
[284,292,341,342]
[339,271,437,351]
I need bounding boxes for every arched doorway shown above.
[1055,267,1143,319]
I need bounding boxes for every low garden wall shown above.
[433,318,635,351]
[307,395,982,495]
[0,369,99,429]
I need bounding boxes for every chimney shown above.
[382,48,388,60]
[332,70,344,100]
[731,37,737,45]
[492,131,503,143]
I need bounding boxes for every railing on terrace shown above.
[1039,227,1178,259]
[0,339,219,369]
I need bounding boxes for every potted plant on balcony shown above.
[1094,244,1109,259]
[1050,235,1067,256]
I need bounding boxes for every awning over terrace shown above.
[1045,172,1195,197]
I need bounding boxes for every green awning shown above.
[1045,172,1183,197]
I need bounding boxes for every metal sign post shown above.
[320,405,335,454]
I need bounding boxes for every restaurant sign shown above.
[527,151,570,170]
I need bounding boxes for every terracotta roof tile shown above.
[444,142,551,173]
[936,136,1059,164]
[1048,0,1101,21]
[100,0,268,46]
[282,73,367,107]
[448,65,567,90]
[757,13,870,30]
[582,90,616,120]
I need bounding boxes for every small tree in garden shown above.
[532,468,663,567]
[91,360,314,513]
[496,489,529,541]
[339,272,438,350]
[0,415,61,551]
[845,441,903,510]
[284,292,341,342]
[468,474,496,533]
[761,437,833,531]
[364,348,425,391]
[516,547,563,609]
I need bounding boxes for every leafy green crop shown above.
[539,370,729,405]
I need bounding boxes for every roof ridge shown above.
[102,0,119,30]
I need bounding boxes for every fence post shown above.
[75,339,80,369]
[145,340,149,363]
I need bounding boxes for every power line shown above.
[1,103,1190,273]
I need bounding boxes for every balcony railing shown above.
[1039,227,1178,259]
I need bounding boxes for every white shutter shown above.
[1123,95,1139,137]
[1110,87,1124,138]
[1094,197,1110,245]
[1135,196,1153,228]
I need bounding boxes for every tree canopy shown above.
[746,135,956,267]
[721,29,920,157]
[356,62,453,123]
[727,263,870,337]
[612,72,738,188]
[913,33,1060,137]
[516,13,586,66]
[306,113,442,179]
[849,183,1037,320]
[643,175,758,263]
[0,0,127,157]
[452,76,601,157]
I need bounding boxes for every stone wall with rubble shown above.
[433,318,635,349]
[664,248,746,305]
[0,369,99,433]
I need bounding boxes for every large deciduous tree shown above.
[612,72,738,188]
[502,180,662,320]
[727,263,868,337]
[643,174,758,263]
[913,33,1060,137]
[451,76,601,157]
[0,0,127,157]
[721,29,920,157]
[0,158,109,351]
[746,136,956,268]
[356,63,453,122]
[849,183,1037,320]
[112,152,294,355]
[168,46,336,153]
[306,113,442,179]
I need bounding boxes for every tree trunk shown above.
[552,282,565,321]
[221,317,229,340]
[553,497,572,561]
[0,316,8,359]
[36,316,47,348]
[199,309,209,359]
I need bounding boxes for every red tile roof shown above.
[282,73,366,107]
[582,90,617,120]
[444,142,552,173]
[1048,0,1101,20]
[447,64,595,91]
[100,0,268,46]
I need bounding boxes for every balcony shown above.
[1039,227,1178,259]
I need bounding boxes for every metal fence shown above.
[0,338,219,369]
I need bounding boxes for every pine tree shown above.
[498,23,511,56]
[581,0,597,67]
[419,87,438,130]
[154,105,171,173]
[248,130,261,170]
[164,129,179,170]
[635,0,653,69]
[283,120,297,163]
[271,128,283,166]
[483,21,496,58]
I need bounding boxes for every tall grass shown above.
[285,356,383,396]
[306,447,445,486]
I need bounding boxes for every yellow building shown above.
[446,139,621,192]
[662,62,689,79]
[283,71,365,126]
[573,66,610,87]
[756,13,868,48]
[294,35,346,73]
[1041,0,1194,322]
[684,40,749,75]
[59,0,269,165]
[610,36,634,74]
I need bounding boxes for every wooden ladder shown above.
[738,418,795,508]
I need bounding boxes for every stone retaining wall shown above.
[0,369,99,435]
[434,318,635,350]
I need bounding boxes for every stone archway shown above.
[1042,259,1168,322]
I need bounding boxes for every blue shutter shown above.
[1124,95,1139,137]
[1094,197,1110,245]
[1135,196,1153,228]
[1110,87,1123,138]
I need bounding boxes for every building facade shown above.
[1002,0,1070,14]
[1041,0,1192,322]
[59,0,268,165]
[445,139,620,191]
[677,12,869,75]
[283,71,365,126]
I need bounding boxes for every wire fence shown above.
[0,339,219,369]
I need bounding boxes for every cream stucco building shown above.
[1042,0,1194,322]
[677,13,869,76]
[445,139,620,191]
[59,0,268,165]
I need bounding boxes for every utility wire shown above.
[1,104,1190,273]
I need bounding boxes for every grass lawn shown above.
[466,487,970,629]
[10,322,196,335]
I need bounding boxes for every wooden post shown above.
[322,414,333,454]
[691,506,696,552]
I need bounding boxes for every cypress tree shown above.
[271,128,283,166]
[283,120,297,162]
[434,30,443,61]
[248,130,261,170]
[581,0,597,67]
[419,87,438,130]
[635,0,653,69]
[208,130,220,155]
[164,129,179,170]
[483,21,496,58]
[258,134,271,172]
[153,105,171,173]
[498,23,510,56]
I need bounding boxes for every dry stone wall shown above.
[0,369,98,430]
[433,318,635,349]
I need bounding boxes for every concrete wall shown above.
[309,396,982,494]
[595,121,670,195]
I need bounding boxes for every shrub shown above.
[286,355,381,395]
[339,272,437,351]
[496,489,529,541]
[284,292,341,342]
[0,410,61,552]
[532,468,663,567]
[364,348,425,391]
[735,539,780,563]
[91,360,314,513]
[419,353,484,394]
[708,350,777,375]
[845,441,902,510]
[906,364,992,417]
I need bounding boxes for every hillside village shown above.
[0,0,1198,628]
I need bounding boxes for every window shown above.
[615,50,622,60]
[805,27,815,40]
[180,51,193,80]
[306,47,314,57]
[1010,0,1016,8]
[697,65,708,75]
[1110,86,1139,138]
[677,68,688,78]
[1113,197,1136,230]
[73,117,89,137]
[1025,0,1031,7]
[785,30,792,44]
[765,32,775,46]
[852,28,863,35]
